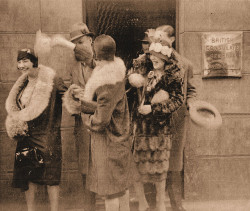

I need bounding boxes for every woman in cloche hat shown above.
[5,48,67,211]
[128,27,186,211]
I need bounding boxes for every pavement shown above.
[1,195,250,211]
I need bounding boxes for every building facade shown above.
[0,0,250,204]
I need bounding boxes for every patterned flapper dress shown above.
[132,59,184,182]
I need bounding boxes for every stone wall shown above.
[179,0,250,200]
[0,0,85,205]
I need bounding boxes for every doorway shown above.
[85,0,176,68]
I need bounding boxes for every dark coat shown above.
[169,50,197,171]
[127,50,197,172]
[128,56,185,182]
[5,65,67,189]
[82,57,138,196]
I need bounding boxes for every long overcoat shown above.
[81,57,138,196]
[67,63,93,174]
[169,51,197,171]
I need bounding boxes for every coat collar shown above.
[83,57,126,101]
[5,64,55,121]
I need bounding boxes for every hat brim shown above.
[189,100,222,129]
[70,32,94,42]
[138,39,150,43]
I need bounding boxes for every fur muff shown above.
[128,73,145,88]
[63,84,82,115]
[5,115,29,138]
[5,65,55,139]
[83,57,126,101]
[151,89,170,104]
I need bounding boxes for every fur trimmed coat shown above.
[128,50,197,173]
[128,54,185,182]
[5,65,67,190]
[65,57,138,196]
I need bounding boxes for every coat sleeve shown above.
[172,49,197,107]
[63,84,82,115]
[186,66,197,106]
[85,85,117,132]
[56,77,68,95]
[151,72,184,115]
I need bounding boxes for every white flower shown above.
[154,43,162,52]
[149,42,156,51]
[149,42,173,58]
[161,46,173,57]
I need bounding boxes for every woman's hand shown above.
[71,87,84,100]
[138,105,152,115]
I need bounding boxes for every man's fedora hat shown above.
[139,33,150,43]
[70,23,94,42]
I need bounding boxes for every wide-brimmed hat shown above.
[189,100,222,129]
[94,34,116,61]
[70,23,94,42]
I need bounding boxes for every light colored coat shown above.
[67,63,93,174]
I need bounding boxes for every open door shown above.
[85,0,176,68]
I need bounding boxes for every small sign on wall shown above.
[202,32,242,78]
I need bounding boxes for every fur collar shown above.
[5,64,55,121]
[83,57,126,101]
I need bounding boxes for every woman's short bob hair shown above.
[17,48,38,68]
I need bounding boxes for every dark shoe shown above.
[172,205,186,211]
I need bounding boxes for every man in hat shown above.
[155,25,197,211]
[69,22,96,211]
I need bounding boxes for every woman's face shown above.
[17,59,35,76]
[150,54,165,70]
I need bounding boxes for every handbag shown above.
[15,146,45,180]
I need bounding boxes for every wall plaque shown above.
[202,32,242,78]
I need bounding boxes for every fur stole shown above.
[63,57,126,115]
[83,57,126,101]
[5,65,55,139]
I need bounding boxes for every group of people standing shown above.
[5,22,196,211]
